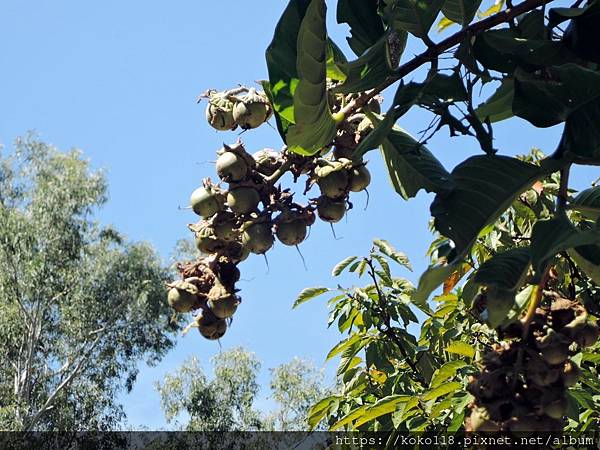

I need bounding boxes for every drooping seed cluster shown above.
[466,295,599,433]
[166,85,378,340]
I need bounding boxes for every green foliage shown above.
[0,136,178,430]
[156,348,328,431]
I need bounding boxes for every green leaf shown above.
[422,381,462,401]
[513,64,600,128]
[381,126,453,200]
[381,0,446,38]
[442,0,482,25]
[478,0,504,18]
[330,404,369,430]
[530,216,600,276]
[265,0,310,138]
[307,395,340,430]
[431,155,548,254]
[293,286,330,308]
[332,32,403,95]
[353,395,411,428]
[414,261,461,307]
[336,0,385,56]
[474,247,530,291]
[473,28,572,73]
[569,245,600,285]
[373,239,412,270]
[430,360,467,388]
[332,256,358,276]
[558,96,600,163]
[326,333,364,361]
[485,286,516,329]
[571,187,600,220]
[475,79,514,123]
[562,0,600,64]
[286,0,337,156]
[326,40,348,81]
[445,341,475,359]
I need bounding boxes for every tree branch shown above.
[340,0,552,118]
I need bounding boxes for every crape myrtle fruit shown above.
[169,84,377,341]
[466,294,599,433]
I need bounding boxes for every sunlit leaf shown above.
[293,286,330,308]
[445,341,475,359]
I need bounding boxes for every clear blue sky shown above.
[1,0,595,430]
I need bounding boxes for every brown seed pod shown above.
[562,360,582,387]
[195,310,227,340]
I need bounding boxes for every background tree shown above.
[265,357,329,431]
[0,136,179,431]
[156,347,328,431]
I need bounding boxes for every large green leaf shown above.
[422,381,462,402]
[513,64,600,128]
[336,0,385,56]
[473,29,572,73]
[373,239,412,270]
[307,396,341,430]
[475,79,514,123]
[352,395,412,428]
[558,96,600,163]
[562,0,600,64]
[570,244,600,285]
[430,360,467,388]
[571,187,600,220]
[414,261,462,307]
[442,0,482,25]
[331,32,403,95]
[265,0,310,138]
[381,127,453,200]
[473,247,530,291]
[286,0,337,156]
[445,341,475,359]
[381,0,446,38]
[530,216,600,275]
[293,286,330,308]
[431,155,547,254]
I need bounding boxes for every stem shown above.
[340,0,552,117]
[557,163,572,216]
[265,159,293,185]
[520,267,550,338]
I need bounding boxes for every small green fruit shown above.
[242,223,274,254]
[205,93,236,131]
[196,311,227,340]
[208,295,239,319]
[216,152,248,182]
[167,287,198,313]
[349,165,371,192]
[276,220,307,246]
[317,196,346,223]
[318,170,349,198]
[227,187,260,215]
[232,88,272,130]
[190,187,224,218]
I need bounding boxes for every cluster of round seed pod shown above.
[202,87,272,131]
[168,84,377,341]
[466,295,599,433]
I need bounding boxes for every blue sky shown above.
[1,0,596,429]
